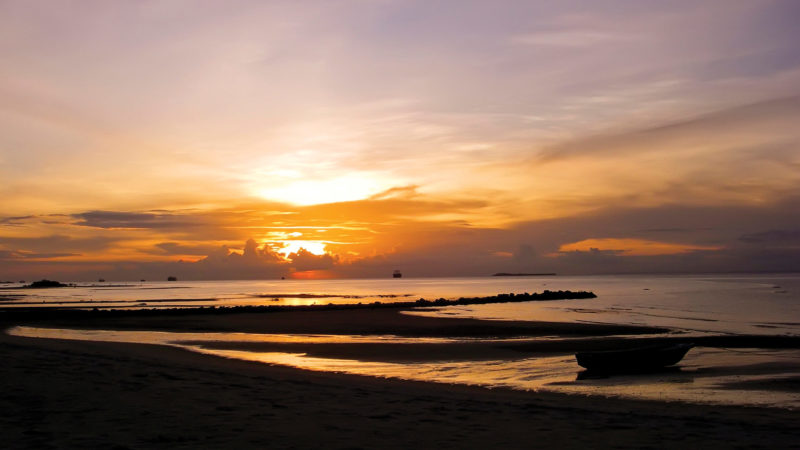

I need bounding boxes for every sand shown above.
[6,306,668,336]
[2,308,800,449]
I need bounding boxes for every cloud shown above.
[535,95,800,163]
[368,185,420,201]
[739,229,800,245]
[1,1,800,281]
[0,234,115,254]
[558,238,722,256]
[511,30,627,47]
[0,250,80,260]
[1,189,800,279]
[151,242,226,257]
[72,211,208,229]
[148,239,336,280]
[0,215,36,226]
[288,248,338,272]
[3,0,798,219]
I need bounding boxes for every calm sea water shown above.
[7,274,800,408]
[4,274,799,335]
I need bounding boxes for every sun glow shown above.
[277,240,328,258]
[256,174,394,206]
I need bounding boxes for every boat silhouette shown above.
[576,343,693,373]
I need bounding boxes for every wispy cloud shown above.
[511,30,627,47]
[2,1,800,278]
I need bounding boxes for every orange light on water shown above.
[289,270,336,280]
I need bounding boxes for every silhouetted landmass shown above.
[493,273,557,276]
[167,276,177,281]
[0,290,595,321]
[0,282,166,291]
[23,280,71,289]
[256,293,413,299]
[496,334,800,352]
[414,290,594,305]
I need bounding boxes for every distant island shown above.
[23,279,71,288]
[0,290,597,321]
[492,272,556,277]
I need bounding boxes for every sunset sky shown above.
[1,0,799,280]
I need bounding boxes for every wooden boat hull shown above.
[575,343,693,373]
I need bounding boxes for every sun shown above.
[256,176,383,206]
[277,240,327,258]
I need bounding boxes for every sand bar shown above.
[3,307,800,448]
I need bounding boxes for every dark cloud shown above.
[151,242,225,256]
[637,228,711,234]
[739,229,800,245]
[91,240,293,281]
[1,194,799,280]
[147,239,345,280]
[536,95,800,163]
[0,249,79,260]
[72,211,206,229]
[0,234,115,253]
[288,249,338,272]
[331,197,800,277]
[0,215,35,226]
[19,251,80,259]
[0,250,22,260]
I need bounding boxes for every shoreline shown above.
[1,304,669,337]
[3,330,800,449]
[0,289,597,314]
[8,304,800,349]
[4,304,800,447]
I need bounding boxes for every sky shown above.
[1,0,799,280]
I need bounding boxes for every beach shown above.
[3,305,800,449]
[4,1,799,447]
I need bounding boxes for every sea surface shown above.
[6,274,800,408]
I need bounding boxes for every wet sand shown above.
[8,306,668,336]
[3,308,800,448]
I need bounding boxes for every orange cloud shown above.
[558,238,722,256]
[4,192,800,280]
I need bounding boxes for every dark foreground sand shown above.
[2,309,800,449]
